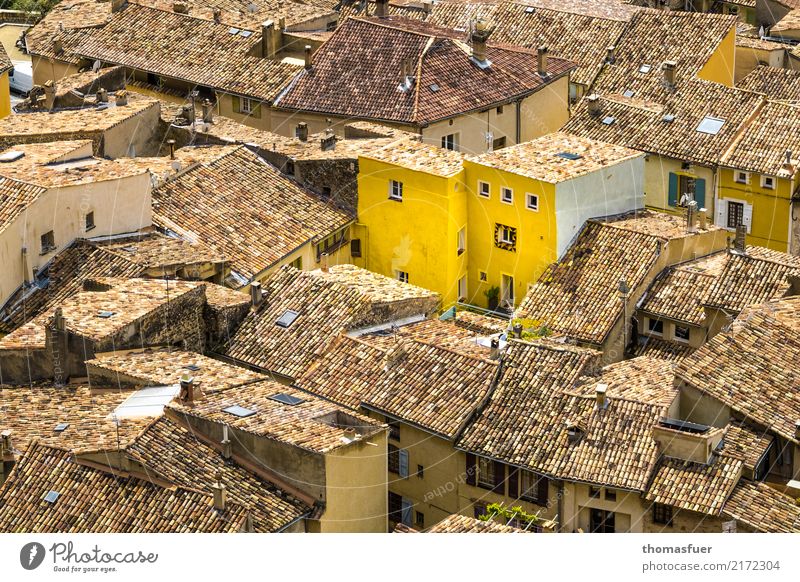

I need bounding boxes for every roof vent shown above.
[276,309,299,328]
[44,490,60,504]
[662,113,675,123]
[0,150,24,163]
[182,364,201,372]
[223,405,256,418]
[269,393,305,406]
[524,6,535,13]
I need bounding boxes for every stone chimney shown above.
[595,383,608,410]
[115,90,128,106]
[173,1,189,14]
[296,122,308,142]
[179,374,200,402]
[221,425,232,459]
[320,129,336,151]
[605,45,615,64]
[304,45,312,70]
[0,430,13,462]
[422,0,433,13]
[250,281,263,307]
[734,223,747,253]
[211,470,227,511]
[512,322,523,339]
[662,60,677,90]
[686,200,697,234]
[96,87,108,103]
[781,149,794,176]
[202,99,213,123]
[167,139,176,159]
[586,93,601,116]
[52,307,65,331]
[111,0,127,13]
[471,19,493,65]
[537,46,548,76]
[489,337,500,360]
[261,20,279,59]
[212,8,221,23]
[53,38,63,55]
[44,80,56,110]
[375,0,389,17]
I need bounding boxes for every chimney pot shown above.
[211,470,227,511]
[167,139,176,159]
[212,8,221,23]
[698,207,708,229]
[96,87,108,103]
[0,429,12,460]
[221,425,232,459]
[662,60,677,90]
[471,19,493,64]
[586,93,601,116]
[53,307,66,331]
[375,0,389,18]
[320,129,336,151]
[734,223,747,253]
[686,200,698,234]
[202,99,213,123]
[296,122,308,142]
[114,90,128,106]
[512,322,523,339]
[537,45,549,76]
[605,45,615,64]
[53,38,63,55]
[304,45,312,70]
[179,374,200,402]
[489,337,500,360]
[250,281,263,307]
[595,383,608,409]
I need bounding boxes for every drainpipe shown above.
[515,98,521,144]
[557,479,564,532]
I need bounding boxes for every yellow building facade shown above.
[0,71,10,119]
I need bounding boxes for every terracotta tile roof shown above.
[225,265,437,379]
[516,214,670,345]
[153,146,352,282]
[571,356,678,408]
[644,456,742,516]
[591,9,737,101]
[638,251,729,326]
[312,264,439,306]
[564,81,765,167]
[125,416,310,532]
[0,442,246,533]
[361,339,497,438]
[137,0,335,29]
[25,0,113,65]
[0,178,47,239]
[363,139,464,177]
[719,422,772,471]
[452,310,508,335]
[363,318,494,359]
[467,131,642,183]
[94,232,224,272]
[0,384,152,456]
[168,380,383,453]
[722,101,800,175]
[426,514,529,533]
[426,1,631,86]
[634,337,696,362]
[721,481,800,533]
[676,296,800,443]
[735,34,790,50]
[275,16,574,125]
[0,35,11,75]
[702,251,800,314]
[86,348,265,392]
[773,7,800,33]
[738,66,800,103]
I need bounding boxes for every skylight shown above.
[638,64,652,74]
[696,116,725,135]
[44,491,60,504]
[112,385,180,418]
[54,423,69,433]
[429,83,440,92]
[601,116,616,125]
[269,393,305,406]
[525,6,535,13]
[662,114,676,123]
[276,309,299,328]
[556,152,583,161]
[228,27,240,35]
[183,364,201,372]
[622,89,635,98]
[0,150,24,163]
[223,405,256,418]
[239,30,252,38]
[97,310,115,318]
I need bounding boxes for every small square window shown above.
[417,464,424,478]
[40,230,55,254]
[605,489,617,502]
[674,325,690,342]
[589,486,601,498]
[415,510,424,528]
[441,134,458,151]
[479,271,487,282]
[653,503,673,526]
[735,171,748,184]
[478,181,490,198]
[239,96,254,114]
[387,420,400,441]
[761,175,775,189]
[501,187,513,204]
[85,211,95,232]
[526,193,539,211]
[648,318,663,335]
[389,180,403,201]
[496,105,504,115]
[396,270,409,284]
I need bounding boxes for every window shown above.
[477,456,495,489]
[84,211,95,232]
[589,486,601,499]
[276,309,299,328]
[501,274,514,307]
[696,116,725,135]
[653,503,673,526]
[239,96,254,114]
[417,464,424,478]
[458,275,467,302]
[396,270,409,284]
[497,225,515,246]
[761,175,775,189]
[388,491,402,524]
[285,160,295,175]
[479,271,487,282]
[678,175,696,206]
[316,228,348,261]
[387,420,400,441]
[590,509,616,533]
[321,186,332,200]
[525,193,539,211]
[496,105,504,115]
[674,325,690,342]
[388,444,400,474]
[289,256,302,270]
[501,187,513,204]
[350,239,362,258]
[473,503,486,520]
[605,489,617,502]
[40,230,55,254]
[519,470,548,505]
[668,173,705,208]
[478,181,490,198]
[492,136,506,150]
[648,318,663,335]
[734,171,748,184]
[727,201,744,229]
[389,180,403,201]
[457,227,466,255]
[415,511,425,528]
[441,133,458,151]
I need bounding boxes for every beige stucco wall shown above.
[31,55,80,86]
[644,155,717,217]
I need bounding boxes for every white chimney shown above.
[250,281,263,306]
[586,93,601,116]
[698,207,708,230]
[221,425,232,459]
[595,383,608,410]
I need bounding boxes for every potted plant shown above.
[484,285,500,312]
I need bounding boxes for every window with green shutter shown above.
[668,172,678,207]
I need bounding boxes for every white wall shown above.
[554,155,645,258]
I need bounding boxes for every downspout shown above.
[557,479,564,532]
[515,98,521,145]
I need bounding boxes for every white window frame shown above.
[734,170,749,185]
[761,175,775,190]
[458,275,467,302]
[441,133,459,151]
[525,193,539,212]
[478,181,490,199]
[718,197,753,233]
[498,226,514,245]
[457,227,466,255]
[396,270,409,283]
[501,187,513,205]
[239,96,254,114]
[389,180,403,201]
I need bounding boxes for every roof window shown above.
[638,64,652,74]
[696,116,725,135]
[276,309,299,328]
[556,152,583,160]
[269,393,305,406]
[223,405,256,418]
[44,491,60,504]
[601,116,616,125]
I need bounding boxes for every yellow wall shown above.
[0,72,9,119]
[718,168,793,251]
[356,157,466,306]
[697,26,736,88]
[463,160,558,309]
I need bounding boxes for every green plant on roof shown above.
[511,318,552,341]
[479,502,539,526]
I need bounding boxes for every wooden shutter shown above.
[695,177,706,209]
[466,453,477,486]
[507,468,518,499]
[743,204,753,233]
[252,102,262,119]
[537,476,549,506]
[399,449,409,478]
[401,499,413,525]
[667,172,678,207]
[492,461,505,494]
[232,95,240,114]
[716,199,727,227]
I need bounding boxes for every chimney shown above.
[173,1,189,14]
[537,45,548,76]
[110,0,126,12]
[304,45,312,70]
[211,470,227,511]
[375,0,389,18]
[179,374,200,402]
[489,337,500,360]
[0,430,13,461]
[167,139,176,159]
[115,90,128,106]
[512,322,523,339]
[212,8,221,23]
[781,149,794,176]
[586,93,601,116]
[53,38,63,55]
[662,60,677,90]
[296,122,308,142]
[471,19,493,64]
[202,99,213,123]
[44,80,56,110]
[221,425,232,459]
[96,87,108,103]
[53,307,65,331]
[261,20,277,59]
[422,0,433,13]
[250,281,263,307]
[686,200,697,234]
[605,45,615,64]
[320,129,336,151]
[734,223,747,253]
[595,383,608,410]
[698,207,708,230]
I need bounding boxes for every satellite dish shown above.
[248,2,257,13]
[92,60,101,72]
